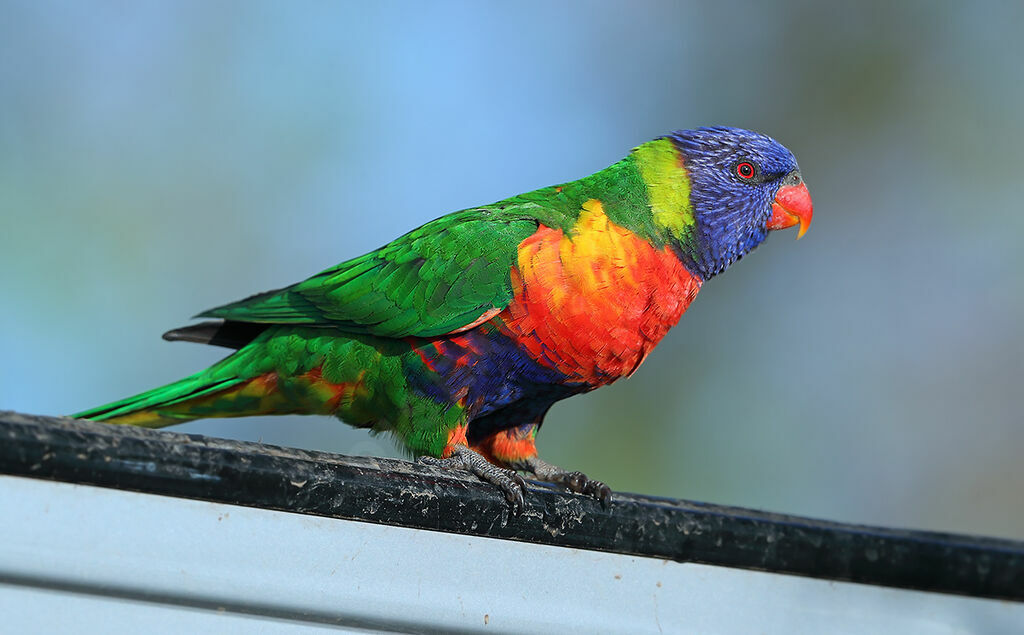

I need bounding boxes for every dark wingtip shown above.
[163,321,268,349]
[163,322,222,343]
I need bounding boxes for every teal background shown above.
[3,2,1022,538]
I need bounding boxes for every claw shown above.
[505,477,526,512]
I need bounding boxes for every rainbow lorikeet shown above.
[75,127,813,510]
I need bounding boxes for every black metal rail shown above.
[1,410,1021,601]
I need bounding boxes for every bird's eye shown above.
[735,161,756,180]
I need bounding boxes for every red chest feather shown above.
[498,199,701,385]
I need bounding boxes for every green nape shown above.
[500,137,694,249]
[632,138,695,240]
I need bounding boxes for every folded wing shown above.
[199,210,539,338]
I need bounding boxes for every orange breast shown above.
[498,199,701,385]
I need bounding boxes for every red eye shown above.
[736,162,756,179]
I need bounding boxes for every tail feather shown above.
[74,325,356,429]
[73,372,247,428]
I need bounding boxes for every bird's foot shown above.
[419,445,528,513]
[521,457,612,508]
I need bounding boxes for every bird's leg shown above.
[470,424,612,507]
[418,445,528,513]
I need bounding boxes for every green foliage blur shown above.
[3,1,1022,538]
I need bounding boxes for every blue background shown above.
[3,1,1022,539]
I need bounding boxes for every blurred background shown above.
[2,1,1022,539]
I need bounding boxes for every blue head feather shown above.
[668,127,801,280]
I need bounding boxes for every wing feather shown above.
[199,210,538,338]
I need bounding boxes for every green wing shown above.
[199,209,540,338]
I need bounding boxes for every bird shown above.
[75,126,813,510]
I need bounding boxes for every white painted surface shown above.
[0,475,1019,634]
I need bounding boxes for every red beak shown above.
[767,181,813,239]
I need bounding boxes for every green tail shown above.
[73,326,384,429]
[73,325,469,457]
[73,367,249,428]
[73,328,295,428]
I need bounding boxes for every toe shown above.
[562,471,587,492]
[588,480,613,508]
[498,467,527,513]
[506,480,525,513]
[563,473,613,507]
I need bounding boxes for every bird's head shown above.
[667,126,813,279]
